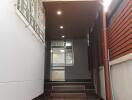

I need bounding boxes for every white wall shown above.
[99,59,132,100]
[99,67,106,99]
[111,59,132,100]
[93,67,106,99]
[0,0,45,100]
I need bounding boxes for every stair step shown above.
[50,93,87,98]
[44,97,88,100]
[52,85,85,90]
[48,83,95,89]
[45,89,95,93]
[44,97,98,100]
[46,81,93,86]
[47,82,94,86]
[44,80,97,100]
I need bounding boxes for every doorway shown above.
[50,41,73,81]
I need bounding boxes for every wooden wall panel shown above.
[108,0,132,60]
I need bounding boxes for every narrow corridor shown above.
[0,0,131,100]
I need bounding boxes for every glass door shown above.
[50,41,74,81]
[50,47,65,81]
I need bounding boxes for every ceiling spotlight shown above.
[57,10,62,15]
[62,35,65,38]
[60,25,64,29]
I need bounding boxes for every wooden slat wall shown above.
[108,0,132,60]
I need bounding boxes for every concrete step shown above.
[52,85,85,91]
[44,96,98,100]
[46,81,94,86]
[45,89,95,93]
[50,93,87,98]
[44,97,88,100]
[43,80,97,99]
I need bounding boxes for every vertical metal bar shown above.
[50,44,52,81]
[101,5,112,100]
[64,41,66,81]
[96,0,112,99]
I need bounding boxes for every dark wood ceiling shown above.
[43,1,99,40]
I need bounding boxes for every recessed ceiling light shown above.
[62,35,65,38]
[57,10,62,15]
[60,25,64,29]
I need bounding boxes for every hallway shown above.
[0,0,131,100]
[42,1,100,99]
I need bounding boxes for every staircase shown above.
[43,80,98,100]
